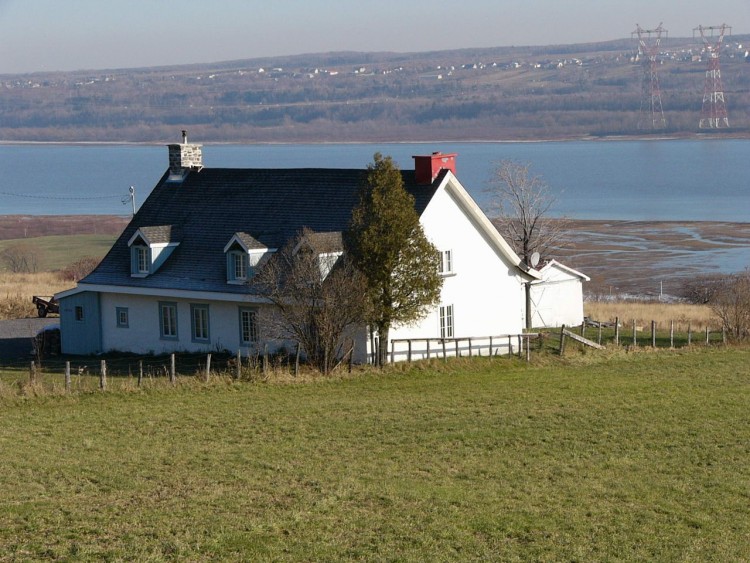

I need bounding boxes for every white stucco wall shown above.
[386,178,526,360]
[99,293,266,355]
[529,264,586,328]
[98,292,373,363]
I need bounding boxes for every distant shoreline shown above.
[2,132,748,147]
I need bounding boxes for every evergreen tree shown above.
[346,153,442,366]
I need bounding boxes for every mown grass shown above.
[0,348,749,560]
[0,234,114,272]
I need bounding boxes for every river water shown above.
[1,139,749,221]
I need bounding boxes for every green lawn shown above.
[0,234,116,271]
[1,348,749,560]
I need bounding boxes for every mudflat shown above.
[1,215,748,299]
[555,220,750,298]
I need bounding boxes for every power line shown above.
[0,190,125,201]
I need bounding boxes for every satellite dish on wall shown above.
[530,252,540,268]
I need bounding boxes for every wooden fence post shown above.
[559,325,567,356]
[517,335,522,358]
[632,319,637,347]
[722,327,726,345]
[407,340,412,363]
[348,340,355,373]
[295,343,301,377]
[455,339,459,358]
[581,319,586,338]
[615,316,620,346]
[508,335,512,357]
[598,323,602,346]
[236,349,242,380]
[65,361,71,392]
[526,336,531,362]
[100,360,107,391]
[688,322,692,346]
[489,336,494,359]
[170,353,176,384]
[670,320,674,349]
[705,327,710,346]
[29,361,36,384]
[390,341,395,364]
[651,320,656,348]
[468,338,473,357]
[264,344,270,375]
[138,360,143,387]
[442,339,447,362]
[205,353,212,382]
[426,339,431,360]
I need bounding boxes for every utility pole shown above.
[122,186,136,216]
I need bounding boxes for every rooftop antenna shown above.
[632,23,667,130]
[694,24,731,129]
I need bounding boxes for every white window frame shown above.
[159,302,178,340]
[439,249,454,275]
[191,304,210,342]
[439,304,454,338]
[227,250,249,284]
[131,245,149,276]
[239,308,259,345]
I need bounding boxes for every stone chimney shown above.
[167,130,203,178]
[413,152,457,185]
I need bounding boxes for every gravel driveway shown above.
[0,318,59,364]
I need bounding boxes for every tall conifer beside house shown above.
[55,136,539,363]
[346,153,442,366]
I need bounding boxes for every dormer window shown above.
[228,250,248,282]
[224,232,274,285]
[134,245,149,275]
[128,226,180,278]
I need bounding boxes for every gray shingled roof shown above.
[83,167,441,294]
[134,225,179,245]
[231,232,266,250]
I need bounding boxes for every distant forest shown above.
[2,36,749,143]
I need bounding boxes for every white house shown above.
[56,136,539,362]
[528,259,589,328]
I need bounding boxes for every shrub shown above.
[57,256,101,282]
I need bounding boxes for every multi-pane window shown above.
[439,304,454,338]
[239,308,258,344]
[227,250,247,281]
[439,250,453,275]
[159,302,178,339]
[191,304,209,342]
[132,245,149,275]
[116,307,129,328]
[75,305,84,322]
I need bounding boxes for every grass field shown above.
[1,348,749,560]
[0,234,114,272]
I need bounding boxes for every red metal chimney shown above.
[413,152,457,185]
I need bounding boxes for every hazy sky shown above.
[1,0,749,74]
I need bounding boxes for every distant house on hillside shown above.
[528,260,589,328]
[56,134,540,363]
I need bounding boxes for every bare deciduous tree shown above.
[252,228,369,374]
[710,270,750,341]
[486,160,568,328]
[1,243,42,273]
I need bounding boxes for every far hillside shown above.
[2,35,749,142]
